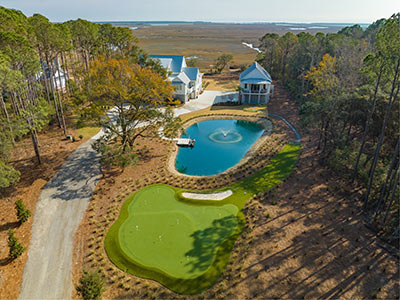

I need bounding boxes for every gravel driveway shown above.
[18,91,226,299]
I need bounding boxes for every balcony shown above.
[241,88,268,95]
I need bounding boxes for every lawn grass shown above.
[76,126,101,139]
[179,105,267,124]
[118,185,239,279]
[105,143,301,294]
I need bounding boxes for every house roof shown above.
[182,67,199,81]
[172,72,190,85]
[156,58,172,71]
[148,55,186,74]
[240,62,272,84]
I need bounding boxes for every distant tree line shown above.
[257,14,399,243]
[0,6,172,189]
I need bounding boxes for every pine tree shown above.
[15,198,31,224]
[8,229,25,259]
[76,270,105,300]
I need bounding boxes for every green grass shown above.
[105,143,301,294]
[119,186,239,279]
[76,126,101,139]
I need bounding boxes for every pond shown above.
[175,119,265,176]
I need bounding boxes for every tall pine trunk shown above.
[373,136,400,220]
[60,52,71,94]
[364,58,400,208]
[0,93,15,145]
[353,65,384,180]
[29,126,42,165]
[53,59,67,135]
[40,55,52,104]
[45,54,63,130]
[382,170,399,225]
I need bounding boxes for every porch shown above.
[240,83,274,105]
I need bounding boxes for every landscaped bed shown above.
[105,143,301,294]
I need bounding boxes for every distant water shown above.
[242,42,262,53]
[95,21,369,33]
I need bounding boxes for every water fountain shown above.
[209,128,243,144]
[175,119,265,176]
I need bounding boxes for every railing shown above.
[242,89,268,94]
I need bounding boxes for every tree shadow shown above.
[0,221,19,232]
[37,142,102,202]
[184,215,241,274]
[233,161,400,299]
[109,214,245,295]
[0,257,12,266]
[0,149,77,198]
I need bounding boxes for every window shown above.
[244,84,247,89]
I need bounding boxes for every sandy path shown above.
[18,92,225,300]
[18,91,300,299]
[18,134,102,300]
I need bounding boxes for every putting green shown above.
[105,143,301,294]
[118,185,239,279]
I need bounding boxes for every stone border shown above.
[181,190,233,200]
[167,115,273,178]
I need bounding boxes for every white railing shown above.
[242,89,268,94]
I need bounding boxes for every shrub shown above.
[8,230,25,259]
[15,199,31,224]
[76,270,105,300]
[92,140,138,168]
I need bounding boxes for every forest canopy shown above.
[257,13,399,242]
[0,6,175,186]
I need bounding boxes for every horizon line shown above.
[54,20,372,25]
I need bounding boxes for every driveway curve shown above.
[18,132,103,300]
[18,91,226,299]
[18,91,301,299]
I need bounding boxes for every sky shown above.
[0,0,399,23]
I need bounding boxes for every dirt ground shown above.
[204,71,241,91]
[226,85,399,299]
[72,136,173,299]
[71,83,399,299]
[0,124,95,299]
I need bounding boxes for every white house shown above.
[39,58,67,90]
[148,55,203,103]
[239,62,274,105]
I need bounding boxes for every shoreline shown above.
[167,115,273,178]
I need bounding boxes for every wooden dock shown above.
[175,138,195,147]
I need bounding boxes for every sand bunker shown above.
[182,190,233,200]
